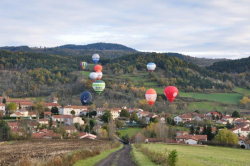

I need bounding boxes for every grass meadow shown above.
[118,127,143,139]
[188,101,225,111]
[178,92,242,105]
[142,143,250,166]
[131,144,157,166]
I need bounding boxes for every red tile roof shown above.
[42,103,61,107]
[0,103,5,106]
[44,111,52,115]
[52,115,77,119]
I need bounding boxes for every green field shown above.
[142,144,250,166]
[233,86,250,96]
[118,127,143,138]
[131,144,157,166]
[179,92,242,105]
[188,102,225,111]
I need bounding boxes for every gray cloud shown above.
[0,0,250,59]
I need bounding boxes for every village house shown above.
[37,118,49,125]
[146,114,158,123]
[174,116,182,124]
[110,108,121,119]
[63,126,78,134]
[222,115,234,123]
[96,107,107,117]
[137,111,150,118]
[32,129,61,139]
[59,105,89,116]
[216,119,227,124]
[177,131,188,137]
[44,111,52,117]
[52,115,84,125]
[176,134,207,145]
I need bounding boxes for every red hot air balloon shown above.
[145,89,157,106]
[164,86,178,102]
[94,65,103,72]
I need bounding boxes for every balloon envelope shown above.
[92,54,100,63]
[80,62,88,70]
[94,65,103,72]
[145,89,157,106]
[89,72,98,82]
[80,91,92,105]
[164,86,178,102]
[92,80,105,94]
[96,70,103,80]
[147,62,156,72]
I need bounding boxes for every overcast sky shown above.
[0,0,249,59]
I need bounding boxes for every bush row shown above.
[200,141,240,148]
[134,144,178,166]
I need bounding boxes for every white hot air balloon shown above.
[147,62,156,73]
[96,70,103,80]
[89,72,98,82]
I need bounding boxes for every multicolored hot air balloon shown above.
[89,72,98,82]
[147,62,156,72]
[92,80,105,94]
[96,70,103,80]
[92,54,100,63]
[145,89,157,106]
[80,62,88,70]
[80,91,92,105]
[164,86,178,103]
[94,65,103,72]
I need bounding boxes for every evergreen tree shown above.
[202,125,207,135]
[207,125,213,140]
[190,125,194,134]
[232,110,240,118]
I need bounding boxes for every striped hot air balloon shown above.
[147,62,156,72]
[145,89,157,106]
[96,70,103,80]
[92,80,105,94]
[80,62,88,69]
[92,54,100,63]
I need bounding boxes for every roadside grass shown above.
[142,143,250,166]
[233,86,250,96]
[73,144,123,166]
[179,92,242,105]
[131,144,157,166]
[117,127,143,139]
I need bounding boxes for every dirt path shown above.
[95,144,136,166]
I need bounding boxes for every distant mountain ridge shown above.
[0,43,228,66]
[58,43,137,51]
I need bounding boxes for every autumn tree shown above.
[120,109,130,118]
[130,112,138,122]
[215,128,238,144]
[7,102,17,114]
[34,102,44,115]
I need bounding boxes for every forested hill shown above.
[207,57,250,73]
[101,53,233,91]
[165,53,229,67]
[0,50,234,98]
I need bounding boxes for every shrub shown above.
[168,149,178,166]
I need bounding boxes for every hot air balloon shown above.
[92,80,105,94]
[92,54,100,63]
[147,62,156,72]
[94,65,103,72]
[145,89,157,106]
[164,86,178,102]
[80,62,88,70]
[80,91,92,105]
[96,70,103,80]
[89,72,98,82]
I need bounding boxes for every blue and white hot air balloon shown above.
[147,62,156,73]
[92,54,100,63]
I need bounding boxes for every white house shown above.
[59,105,89,116]
[216,119,227,125]
[174,116,182,124]
[110,108,121,119]
[66,116,85,125]
[0,103,5,115]
[37,119,49,125]
[96,107,107,117]
[185,137,199,145]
